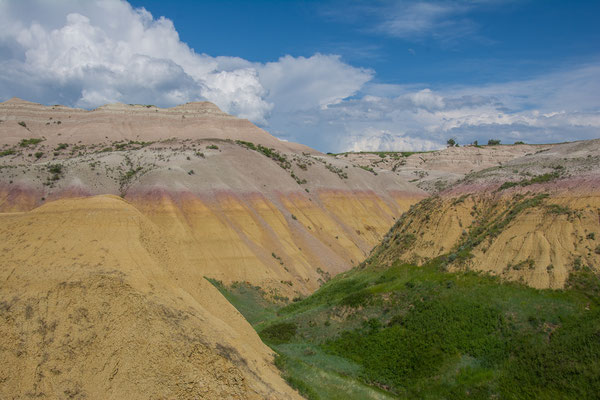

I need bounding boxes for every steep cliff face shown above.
[368,139,600,289]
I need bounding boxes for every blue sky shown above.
[1,0,599,151]
[129,0,600,85]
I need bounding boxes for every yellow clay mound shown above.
[374,192,600,289]
[0,195,300,399]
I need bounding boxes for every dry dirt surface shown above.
[368,139,600,289]
[0,98,426,297]
[337,143,554,192]
[0,195,301,399]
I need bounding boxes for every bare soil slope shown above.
[368,139,600,288]
[0,195,301,399]
[337,143,554,192]
[0,98,426,297]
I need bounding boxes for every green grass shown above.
[204,278,279,326]
[498,172,561,191]
[209,261,600,399]
[19,138,44,147]
[204,188,598,399]
[260,322,298,344]
[275,353,395,400]
[0,149,16,157]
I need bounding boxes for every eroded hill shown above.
[0,98,425,298]
[368,139,600,288]
[0,195,301,399]
[0,98,424,398]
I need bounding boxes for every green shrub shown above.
[0,149,16,157]
[339,290,372,308]
[235,140,257,150]
[499,172,561,191]
[325,298,507,387]
[546,204,573,215]
[46,163,64,181]
[359,165,377,175]
[260,322,297,344]
[47,164,63,175]
[19,138,44,147]
[325,163,348,178]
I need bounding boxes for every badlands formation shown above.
[0,98,423,399]
[365,139,600,289]
[1,97,598,398]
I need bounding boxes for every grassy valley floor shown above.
[208,259,600,399]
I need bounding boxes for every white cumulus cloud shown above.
[344,128,442,152]
[0,0,371,127]
[0,0,598,152]
[257,54,373,112]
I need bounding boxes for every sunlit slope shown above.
[369,140,600,288]
[0,97,312,153]
[125,187,418,296]
[0,136,425,296]
[0,195,300,399]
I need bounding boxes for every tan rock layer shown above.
[0,195,301,399]
[0,97,315,153]
[372,183,600,289]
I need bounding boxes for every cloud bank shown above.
[0,0,598,152]
[0,0,371,126]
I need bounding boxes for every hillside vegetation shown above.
[205,140,600,399]
[210,257,600,399]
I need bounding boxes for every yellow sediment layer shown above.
[378,192,600,289]
[0,195,300,399]
[0,186,422,296]
[390,191,428,213]
[469,195,600,288]
[318,191,394,245]
[127,189,418,294]
[280,192,367,265]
